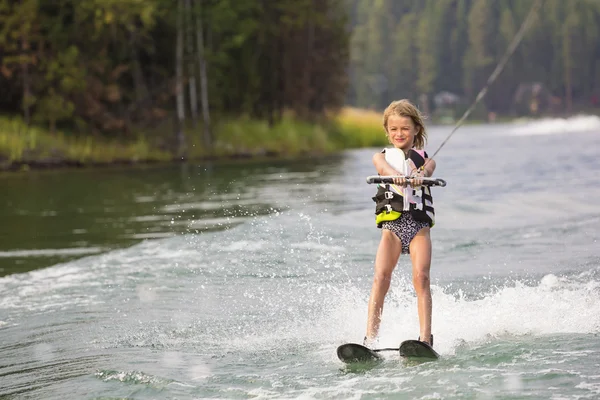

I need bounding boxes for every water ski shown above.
[399,340,439,360]
[336,343,382,364]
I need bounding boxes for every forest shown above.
[347,0,600,120]
[1,0,599,166]
[0,0,348,150]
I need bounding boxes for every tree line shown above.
[347,0,600,118]
[2,0,599,146]
[0,0,348,151]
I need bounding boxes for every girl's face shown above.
[386,115,418,151]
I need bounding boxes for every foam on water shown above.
[2,212,599,352]
[1,214,599,398]
[212,268,600,360]
[509,115,600,136]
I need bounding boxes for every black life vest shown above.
[372,149,435,227]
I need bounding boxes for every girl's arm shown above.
[409,158,437,187]
[422,158,436,177]
[373,152,437,176]
[372,152,399,176]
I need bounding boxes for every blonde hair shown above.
[382,99,427,149]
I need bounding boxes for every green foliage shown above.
[0,116,171,164]
[0,109,381,167]
[4,0,600,169]
[0,0,349,137]
[349,0,600,117]
[205,115,334,157]
[330,108,387,148]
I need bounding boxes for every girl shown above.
[365,99,437,347]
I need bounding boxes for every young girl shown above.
[365,99,437,347]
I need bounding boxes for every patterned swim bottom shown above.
[380,212,430,254]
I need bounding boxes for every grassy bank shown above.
[0,117,172,170]
[0,108,388,171]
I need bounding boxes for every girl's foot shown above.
[363,336,377,348]
[418,334,434,347]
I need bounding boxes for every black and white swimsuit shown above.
[380,212,429,254]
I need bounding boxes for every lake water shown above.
[1,116,599,399]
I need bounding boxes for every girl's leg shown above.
[365,229,402,341]
[409,227,432,344]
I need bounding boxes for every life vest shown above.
[372,148,435,227]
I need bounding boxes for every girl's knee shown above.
[413,270,430,290]
[374,270,393,285]
[373,271,393,294]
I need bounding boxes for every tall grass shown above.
[186,114,335,158]
[0,108,387,168]
[0,116,171,165]
[330,107,386,148]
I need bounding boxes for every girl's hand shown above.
[393,176,407,186]
[409,168,426,187]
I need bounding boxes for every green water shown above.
[0,157,340,276]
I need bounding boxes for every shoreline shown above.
[3,110,598,173]
[0,108,385,173]
[0,148,335,173]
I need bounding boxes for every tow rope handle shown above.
[365,176,447,187]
